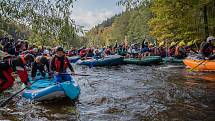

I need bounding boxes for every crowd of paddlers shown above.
[0,36,214,94]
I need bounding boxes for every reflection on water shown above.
[0,64,215,121]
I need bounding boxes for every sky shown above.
[71,0,124,30]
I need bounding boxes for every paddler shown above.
[168,42,176,57]
[157,42,166,57]
[175,41,187,59]
[185,41,198,54]
[31,56,51,80]
[50,47,75,83]
[200,36,215,60]
[0,54,34,93]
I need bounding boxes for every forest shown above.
[0,0,215,48]
[86,0,215,47]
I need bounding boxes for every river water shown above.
[0,64,214,121]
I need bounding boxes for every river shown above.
[0,64,214,121]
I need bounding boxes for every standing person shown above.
[200,36,215,60]
[0,54,34,93]
[51,47,75,83]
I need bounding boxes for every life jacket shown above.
[105,49,111,55]
[184,46,190,53]
[203,46,213,54]
[168,46,176,57]
[158,47,166,57]
[175,46,186,58]
[79,49,87,57]
[54,56,69,72]
[0,67,15,93]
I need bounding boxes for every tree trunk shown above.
[203,5,209,39]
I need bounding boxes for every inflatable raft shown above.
[162,57,183,64]
[123,56,162,65]
[76,55,124,67]
[68,56,81,63]
[183,59,215,71]
[22,77,80,101]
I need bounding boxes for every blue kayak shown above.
[76,55,124,67]
[68,56,81,63]
[22,77,80,101]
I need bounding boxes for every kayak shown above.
[68,56,81,63]
[22,76,80,101]
[183,59,215,71]
[162,57,183,64]
[123,56,162,65]
[76,55,124,67]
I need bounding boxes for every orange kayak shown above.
[183,59,215,71]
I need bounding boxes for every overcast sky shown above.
[71,0,124,30]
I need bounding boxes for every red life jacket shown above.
[54,57,69,72]
[79,49,86,57]
[184,46,190,53]
[168,46,176,57]
[0,67,15,93]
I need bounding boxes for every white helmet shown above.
[43,49,49,55]
[207,36,215,42]
[33,48,38,53]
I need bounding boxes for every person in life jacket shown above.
[94,48,102,59]
[79,47,87,58]
[68,47,77,57]
[157,42,166,57]
[141,41,150,58]
[105,46,113,56]
[0,54,34,93]
[185,41,198,54]
[168,42,176,57]
[200,36,215,60]
[51,47,75,83]
[175,41,187,59]
[31,56,51,80]
[86,48,94,58]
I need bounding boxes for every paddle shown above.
[188,60,206,72]
[0,78,43,107]
[59,73,91,76]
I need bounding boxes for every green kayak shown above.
[123,56,162,65]
[162,57,184,64]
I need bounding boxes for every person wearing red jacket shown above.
[0,54,34,93]
[79,48,87,58]
[51,47,75,83]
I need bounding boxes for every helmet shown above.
[36,56,48,64]
[170,42,176,46]
[56,46,64,52]
[179,41,185,47]
[33,48,38,53]
[24,54,35,63]
[43,49,49,55]
[187,41,193,46]
[144,42,148,45]
[38,46,42,49]
[159,41,164,46]
[207,36,215,42]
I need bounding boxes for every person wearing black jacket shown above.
[31,56,51,80]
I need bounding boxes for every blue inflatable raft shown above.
[22,77,80,101]
[68,56,81,63]
[76,55,124,67]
